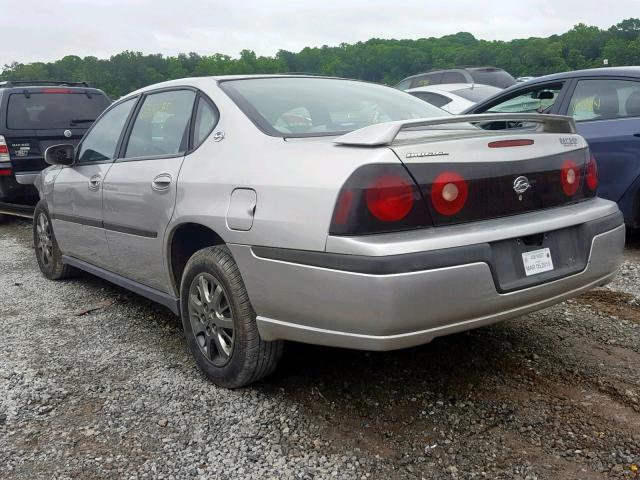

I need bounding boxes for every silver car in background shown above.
[406,83,502,113]
[33,75,624,387]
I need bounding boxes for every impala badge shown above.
[513,176,531,195]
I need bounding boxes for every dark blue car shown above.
[464,67,640,228]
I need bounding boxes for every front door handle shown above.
[151,173,172,191]
[88,174,102,190]
[633,132,640,138]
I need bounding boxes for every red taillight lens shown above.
[561,160,580,196]
[431,171,468,216]
[329,164,431,236]
[0,168,12,176]
[365,174,415,222]
[585,155,598,191]
[0,145,7,155]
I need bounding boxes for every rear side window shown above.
[193,98,219,147]
[568,79,640,122]
[469,70,517,89]
[124,90,196,159]
[410,91,452,108]
[77,98,136,164]
[453,86,501,102]
[7,92,110,130]
[411,73,442,88]
[395,79,412,91]
[441,72,466,83]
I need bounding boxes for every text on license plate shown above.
[522,248,554,277]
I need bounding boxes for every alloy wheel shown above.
[36,213,54,269]
[188,273,235,366]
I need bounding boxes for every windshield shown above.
[453,86,501,103]
[7,92,111,130]
[220,77,447,137]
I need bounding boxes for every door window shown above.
[124,90,196,159]
[567,79,640,122]
[485,83,564,114]
[76,98,136,164]
[193,98,219,147]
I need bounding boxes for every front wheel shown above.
[180,246,283,388]
[33,202,74,280]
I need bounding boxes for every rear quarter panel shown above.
[170,81,400,253]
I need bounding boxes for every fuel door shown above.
[226,188,257,231]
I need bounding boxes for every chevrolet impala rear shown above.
[213,77,625,351]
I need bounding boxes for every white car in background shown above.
[406,83,502,114]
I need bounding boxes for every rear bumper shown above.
[229,199,625,351]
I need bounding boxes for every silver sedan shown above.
[33,75,624,387]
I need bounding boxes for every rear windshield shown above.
[453,85,502,102]
[220,77,446,137]
[7,92,111,130]
[468,70,516,89]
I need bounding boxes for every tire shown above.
[180,245,283,388]
[33,201,74,280]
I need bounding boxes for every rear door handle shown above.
[151,173,173,191]
[88,174,102,190]
[634,132,640,138]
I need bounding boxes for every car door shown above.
[561,77,640,204]
[101,88,197,292]
[51,97,137,266]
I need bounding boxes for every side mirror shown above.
[533,90,554,100]
[44,144,76,166]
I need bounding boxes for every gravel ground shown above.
[1,218,639,479]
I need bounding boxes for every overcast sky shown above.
[1,0,638,67]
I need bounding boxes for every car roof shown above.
[512,66,640,86]
[407,83,498,93]
[122,74,360,98]
[401,67,504,81]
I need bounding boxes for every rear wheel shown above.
[180,246,283,388]
[33,202,74,280]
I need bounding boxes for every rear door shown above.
[52,97,137,266]
[101,88,198,292]
[5,89,110,183]
[561,77,640,203]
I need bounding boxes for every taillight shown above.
[430,171,468,216]
[561,160,580,196]
[0,135,10,163]
[585,155,598,191]
[0,169,12,176]
[42,88,73,94]
[365,174,415,222]
[329,164,431,235]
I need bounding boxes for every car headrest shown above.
[625,91,640,118]
[593,91,620,119]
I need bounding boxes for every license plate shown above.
[522,248,554,276]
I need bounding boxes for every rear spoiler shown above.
[334,114,577,147]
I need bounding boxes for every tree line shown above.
[1,18,639,98]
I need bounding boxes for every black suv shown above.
[0,81,111,204]
[395,67,517,90]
